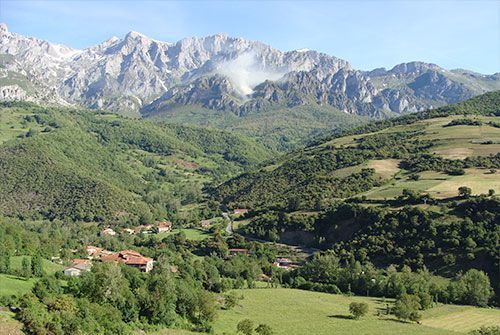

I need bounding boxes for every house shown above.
[101,228,116,236]
[134,224,153,234]
[64,267,83,277]
[228,248,249,256]
[273,257,294,270]
[200,219,211,228]
[101,250,154,272]
[63,259,92,277]
[85,245,103,258]
[233,208,248,215]
[157,221,172,233]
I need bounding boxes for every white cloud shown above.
[214,52,286,97]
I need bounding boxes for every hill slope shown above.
[0,102,274,223]
[212,92,500,293]
[214,91,500,210]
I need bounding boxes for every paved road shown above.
[222,212,233,235]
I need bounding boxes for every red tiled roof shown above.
[120,250,142,257]
[85,245,103,255]
[71,258,91,266]
[100,250,152,266]
[157,221,172,227]
[101,253,121,262]
[124,256,152,265]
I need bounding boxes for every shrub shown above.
[349,302,369,319]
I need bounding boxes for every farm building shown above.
[101,228,116,236]
[233,208,248,215]
[200,219,211,228]
[85,245,103,258]
[63,259,92,277]
[101,250,154,272]
[157,221,172,233]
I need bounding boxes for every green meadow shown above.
[151,288,500,335]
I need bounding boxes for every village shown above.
[63,210,299,277]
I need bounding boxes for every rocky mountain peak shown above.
[0,26,498,118]
[0,23,8,34]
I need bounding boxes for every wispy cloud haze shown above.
[214,52,286,96]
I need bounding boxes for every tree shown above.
[458,186,472,198]
[21,257,31,278]
[1,252,10,274]
[255,323,274,335]
[224,291,239,310]
[457,269,492,307]
[31,254,45,277]
[237,319,254,335]
[393,294,422,322]
[349,302,369,319]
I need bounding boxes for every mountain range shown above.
[1,23,499,149]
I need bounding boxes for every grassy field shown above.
[0,274,37,296]
[362,168,499,199]
[323,115,500,160]
[0,256,63,297]
[214,289,500,335]
[151,288,500,335]
[367,159,401,179]
[9,255,63,275]
[156,228,212,241]
[421,304,500,333]
[211,289,458,335]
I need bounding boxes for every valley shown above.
[0,8,499,333]
[0,92,498,335]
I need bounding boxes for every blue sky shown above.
[1,0,498,73]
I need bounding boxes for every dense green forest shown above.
[0,102,274,223]
[146,103,368,152]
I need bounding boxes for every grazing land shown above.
[150,288,500,335]
[155,228,212,241]
[0,257,63,296]
[421,305,500,333]
[0,274,37,296]
[363,168,499,199]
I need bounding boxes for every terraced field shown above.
[363,168,499,199]
[324,115,500,200]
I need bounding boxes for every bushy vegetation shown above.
[285,252,493,307]
[0,103,274,223]
[214,92,500,210]
[244,197,499,303]
[214,130,435,210]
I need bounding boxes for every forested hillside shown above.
[214,91,500,210]
[0,102,274,223]
[213,91,500,301]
